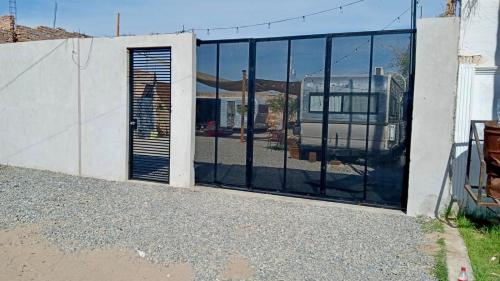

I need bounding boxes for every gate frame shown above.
[196,27,417,210]
[128,46,172,184]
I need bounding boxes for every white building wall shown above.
[452,0,500,214]
[460,0,500,67]
[0,33,196,187]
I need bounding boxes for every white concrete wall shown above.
[0,33,196,187]
[451,0,500,215]
[407,17,460,217]
[0,39,79,174]
[460,0,500,120]
[460,0,500,66]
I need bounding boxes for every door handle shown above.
[130,118,138,130]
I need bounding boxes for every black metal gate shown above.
[195,27,416,210]
[129,47,171,183]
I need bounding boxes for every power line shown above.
[181,0,368,34]
[381,7,411,30]
[333,6,412,65]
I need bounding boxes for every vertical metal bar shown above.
[411,0,417,30]
[282,39,292,192]
[128,50,134,180]
[478,161,484,199]
[320,36,332,196]
[246,40,256,189]
[465,122,473,183]
[401,14,418,210]
[167,48,172,184]
[214,43,220,183]
[362,35,375,202]
[399,0,419,209]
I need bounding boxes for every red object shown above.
[484,121,500,199]
[458,266,468,281]
[206,121,217,137]
[205,121,233,137]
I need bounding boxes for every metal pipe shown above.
[116,12,121,37]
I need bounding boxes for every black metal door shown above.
[129,47,171,183]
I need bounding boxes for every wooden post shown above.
[116,12,121,37]
[241,70,247,143]
[445,0,457,16]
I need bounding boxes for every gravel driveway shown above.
[0,165,435,280]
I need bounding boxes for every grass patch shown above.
[434,237,449,281]
[420,218,445,234]
[457,215,500,281]
[419,218,448,280]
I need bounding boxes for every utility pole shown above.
[8,0,17,42]
[52,1,58,28]
[8,0,16,22]
[116,12,121,37]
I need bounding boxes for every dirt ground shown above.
[0,225,253,281]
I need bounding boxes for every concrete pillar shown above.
[169,33,197,188]
[407,17,460,217]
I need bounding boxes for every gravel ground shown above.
[0,165,435,280]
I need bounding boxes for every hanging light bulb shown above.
[302,16,306,22]
[267,22,271,29]
[206,28,210,35]
[236,27,239,33]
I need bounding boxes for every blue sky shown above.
[1,0,445,39]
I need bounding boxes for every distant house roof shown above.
[0,15,87,44]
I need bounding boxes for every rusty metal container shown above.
[483,121,500,199]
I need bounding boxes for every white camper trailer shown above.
[295,68,406,160]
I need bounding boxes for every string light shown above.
[306,3,416,76]
[181,0,367,33]
[381,7,411,30]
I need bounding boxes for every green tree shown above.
[267,95,298,122]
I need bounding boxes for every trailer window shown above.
[308,92,378,114]
[389,96,399,118]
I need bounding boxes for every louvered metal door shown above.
[129,48,171,183]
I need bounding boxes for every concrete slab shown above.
[443,223,475,281]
